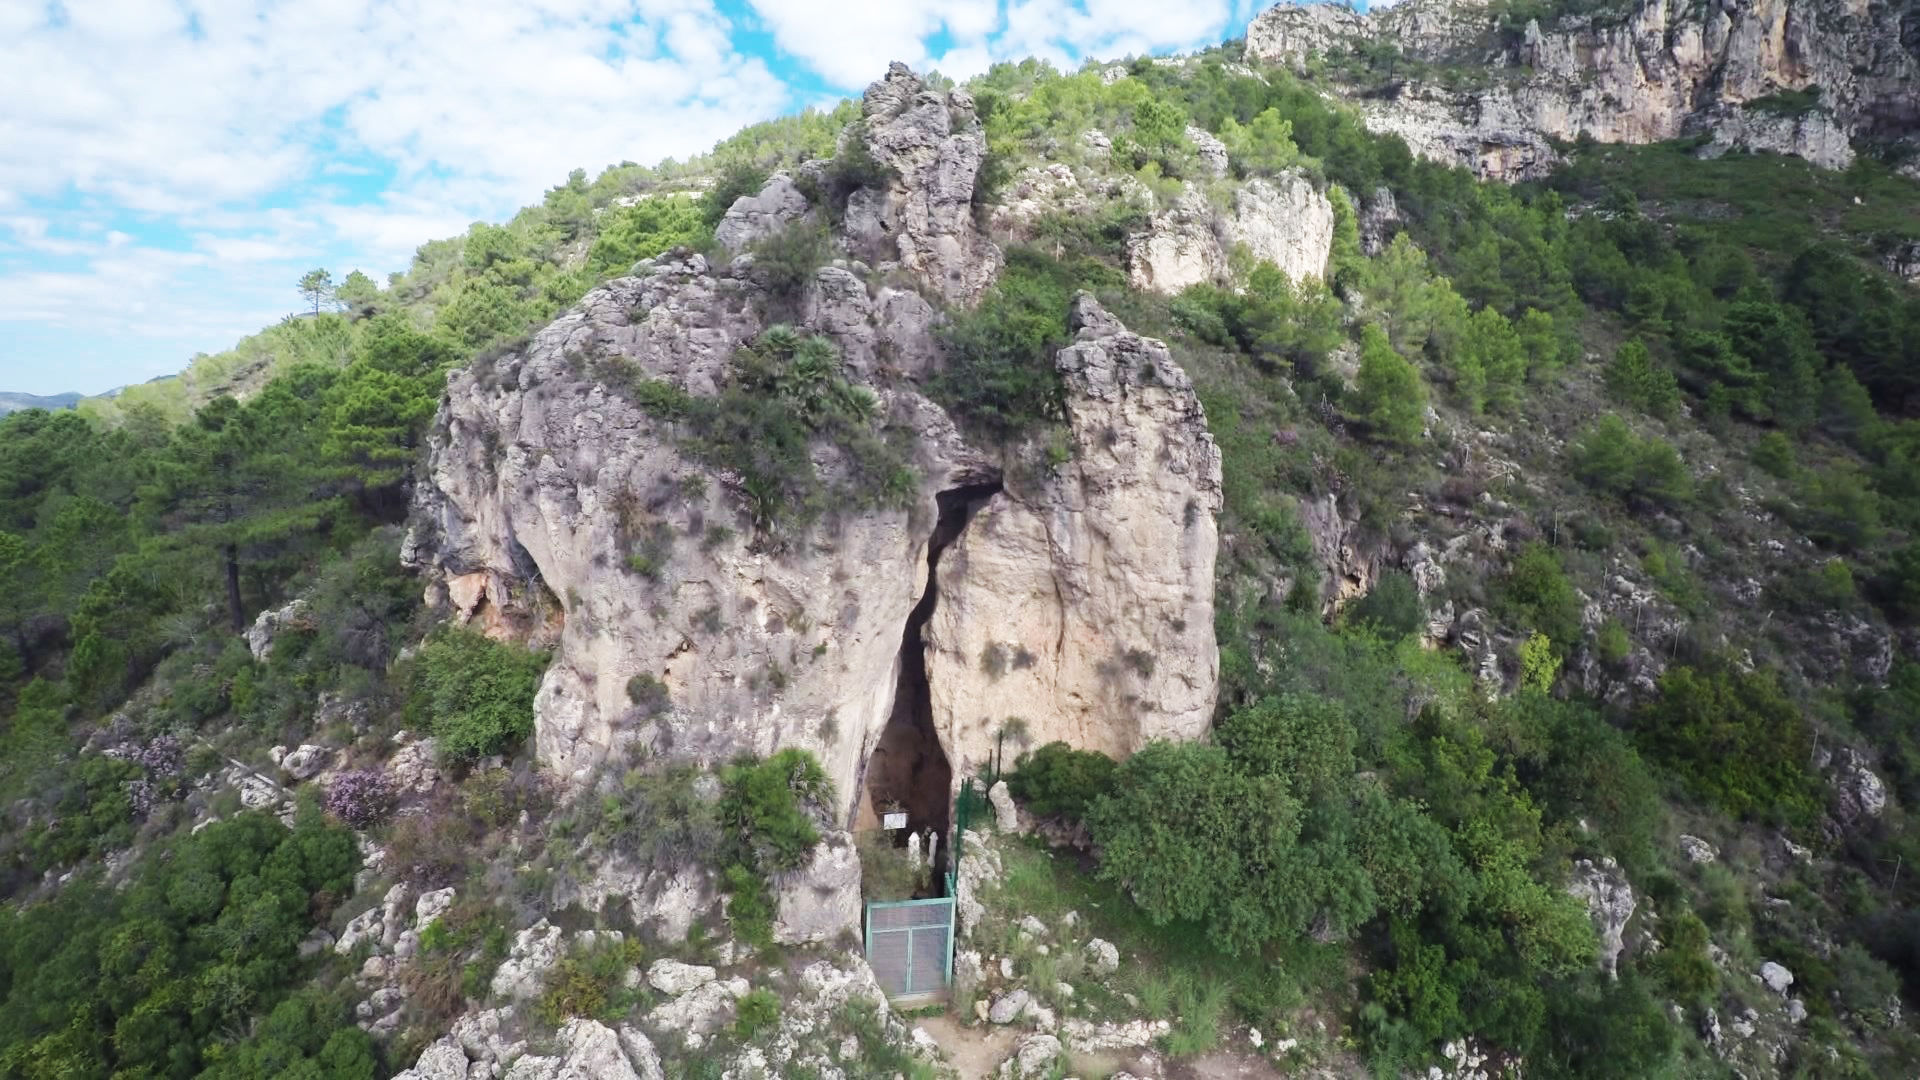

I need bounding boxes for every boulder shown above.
[644,977,749,1047]
[246,599,309,661]
[997,1032,1064,1078]
[713,173,814,252]
[1084,937,1120,977]
[989,988,1033,1025]
[1761,961,1795,995]
[1829,748,1888,824]
[647,958,718,996]
[415,886,458,927]
[279,743,331,781]
[1185,124,1230,178]
[391,1037,470,1080]
[772,830,862,945]
[491,920,565,1000]
[988,781,1020,833]
[1679,835,1718,864]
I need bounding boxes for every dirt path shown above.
[916,1014,1018,1079]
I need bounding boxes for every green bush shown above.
[1634,664,1819,824]
[719,748,833,873]
[734,987,781,1039]
[750,222,833,305]
[1569,415,1692,508]
[930,250,1106,442]
[1606,340,1681,418]
[1496,543,1583,648]
[0,812,360,1078]
[1752,431,1795,477]
[411,628,551,760]
[1348,570,1425,641]
[626,673,671,716]
[537,936,645,1026]
[1005,741,1116,821]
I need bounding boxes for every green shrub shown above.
[703,162,769,228]
[734,987,781,1039]
[537,936,645,1026]
[411,628,551,760]
[1655,911,1717,1004]
[719,748,833,872]
[586,194,711,277]
[1496,543,1583,648]
[930,250,1104,442]
[1752,431,1795,477]
[723,862,776,948]
[1606,340,1681,418]
[1348,570,1425,641]
[1595,619,1631,667]
[1634,664,1818,824]
[1570,415,1692,508]
[750,222,833,304]
[626,673,671,716]
[1005,741,1117,821]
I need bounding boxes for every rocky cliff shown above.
[404,65,1222,940]
[1247,0,1920,180]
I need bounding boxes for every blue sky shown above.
[0,0,1311,397]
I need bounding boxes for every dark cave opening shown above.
[858,480,1001,888]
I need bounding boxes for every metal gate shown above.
[864,895,954,1002]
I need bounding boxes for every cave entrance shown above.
[857,480,1000,894]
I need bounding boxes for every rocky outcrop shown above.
[405,249,984,829]
[1567,857,1636,979]
[923,295,1222,776]
[712,173,813,252]
[407,74,1224,932]
[844,63,1003,305]
[1127,175,1332,293]
[1246,0,1920,179]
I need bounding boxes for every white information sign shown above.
[882,811,909,830]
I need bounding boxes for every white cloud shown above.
[0,0,1265,395]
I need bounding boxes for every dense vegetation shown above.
[3,26,1919,1080]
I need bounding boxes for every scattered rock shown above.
[648,958,717,996]
[1084,937,1119,976]
[989,988,1033,1025]
[1761,961,1795,995]
[1679,835,1718,865]
[491,920,566,1000]
[279,743,331,781]
[415,887,458,927]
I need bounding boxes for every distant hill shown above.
[0,391,83,416]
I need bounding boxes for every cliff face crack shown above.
[856,480,1001,881]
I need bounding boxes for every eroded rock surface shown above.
[925,295,1222,777]
[1127,176,1332,293]
[1247,0,1920,179]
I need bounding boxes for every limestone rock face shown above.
[770,830,864,945]
[924,295,1222,779]
[1567,857,1637,979]
[713,173,813,253]
[1127,176,1332,294]
[845,62,1003,305]
[1246,0,1920,179]
[406,251,990,826]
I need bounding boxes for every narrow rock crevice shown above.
[856,480,1001,886]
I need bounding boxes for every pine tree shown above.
[1352,325,1426,446]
